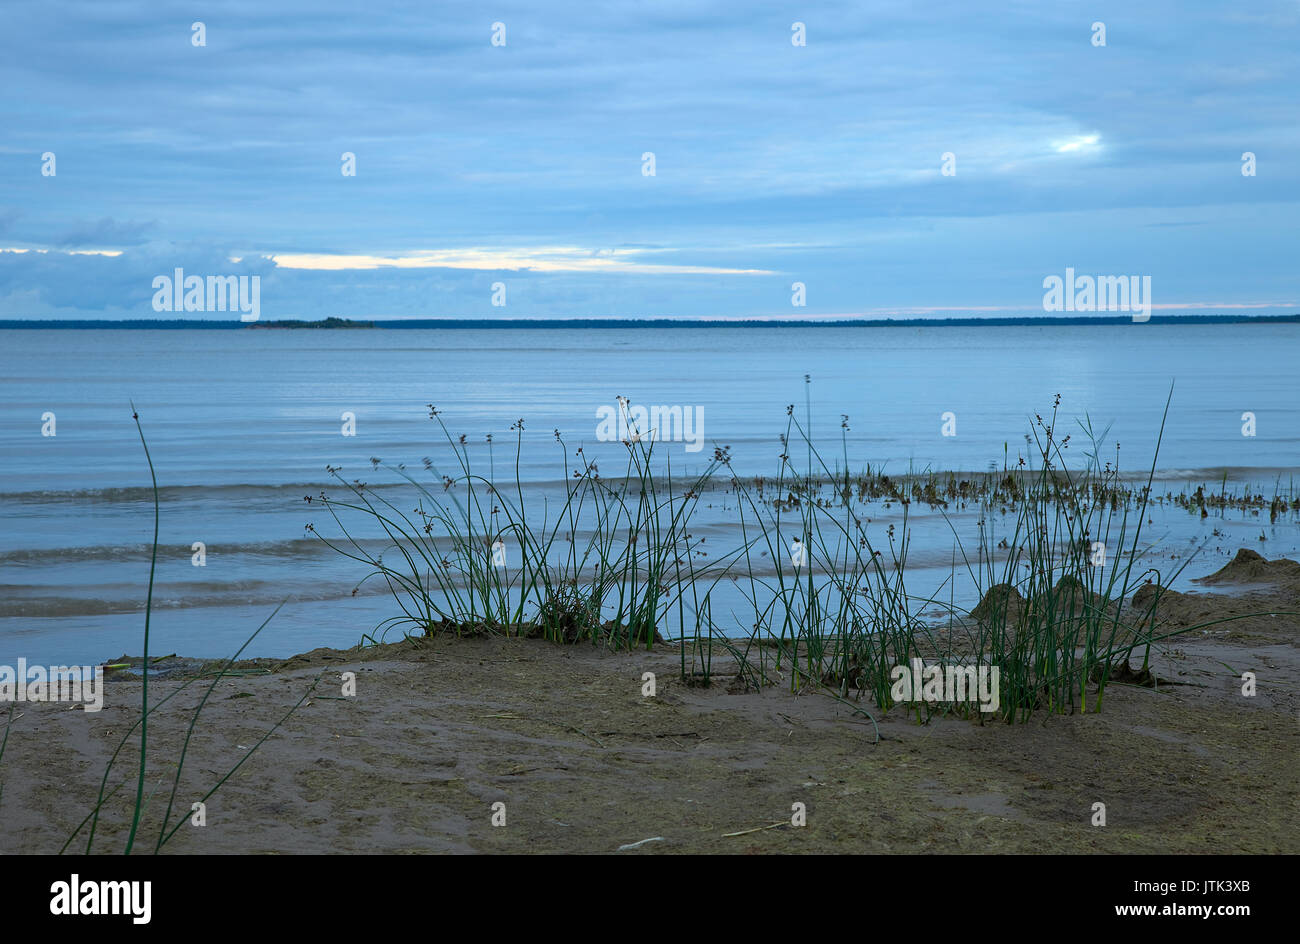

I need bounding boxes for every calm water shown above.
[3,324,1298,665]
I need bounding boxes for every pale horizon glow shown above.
[1,247,124,257]
[270,247,774,275]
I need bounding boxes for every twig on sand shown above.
[565,725,605,748]
[617,836,665,851]
[819,690,881,743]
[722,821,787,837]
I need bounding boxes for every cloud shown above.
[52,217,156,249]
[1053,134,1101,154]
[0,243,267,315]
[270,246,773,275]
[0,1,1296,318]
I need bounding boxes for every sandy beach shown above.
[2,549,1296,855]
[4,0,1298,888]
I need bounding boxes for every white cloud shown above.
[0,247,123,257]
[1054,134,1101,154]
[269,246,773,275]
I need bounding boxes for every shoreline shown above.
[3,314,1300,329]
[2,548,1296,854]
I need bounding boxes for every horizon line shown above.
[3,313,1299,329]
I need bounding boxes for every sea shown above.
[3,323,1298,665]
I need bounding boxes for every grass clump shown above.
[311,389,1292,725]
[308,399,724,649]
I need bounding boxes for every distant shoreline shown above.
[1,314,1298,330]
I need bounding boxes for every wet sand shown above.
[2,550,1297,854]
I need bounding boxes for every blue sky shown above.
[1,0,1297,320]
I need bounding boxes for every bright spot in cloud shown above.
[0,247,123,257]
[270,247,773,275]
[1054,134,1101,153]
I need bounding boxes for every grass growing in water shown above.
[308,400,735,649]
[311,391,1291,724]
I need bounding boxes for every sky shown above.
[1,0,1297,321]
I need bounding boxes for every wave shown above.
[0,538,337,564]
[2,465,1297,506]
[0,482,376,504]
[0,580,384,618]
[0,477,583,504]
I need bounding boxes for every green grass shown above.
[2,395,1295,856]
[54,408,321,854]
[308,400,734,649]
[311,390,1297,725]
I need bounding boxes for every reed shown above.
[309,399,733,649]
[311,392,1294,723]
[58,409,320,854]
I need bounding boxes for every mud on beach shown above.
[2,549,1297,854]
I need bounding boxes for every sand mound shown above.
[1052,575,1098,608]
[1054,575,1087,594]
[970,577,1099,625]
[1194,549,1300,587]
[1130,582,1185,612]
[1124,575,1298,642]
[970,584,1023,622]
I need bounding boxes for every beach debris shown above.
[722,822,787,837]
[617,836,664,851]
